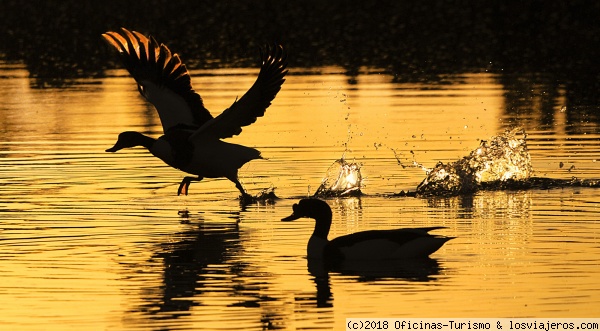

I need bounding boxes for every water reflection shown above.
[123,210,291,329]
[309,258,443,283]
[499,73,600,134]
[129,213,242,318]
[1,63,600,327]
[423,191,533,221]
[304,253,445,310]
[304,257,445,312]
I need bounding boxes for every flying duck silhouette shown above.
[282,199,453,262]
[102,28,288,198]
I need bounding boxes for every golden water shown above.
[1,63,599,330]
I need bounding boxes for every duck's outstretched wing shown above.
[191,44,288,140]
[102,28,213,132]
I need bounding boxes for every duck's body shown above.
[325,227,451,260]
[283,199,453,263]
[103,28,287,197]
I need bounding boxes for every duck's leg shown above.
[230,177,253,203]
[177,176,203,196]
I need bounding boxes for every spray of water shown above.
[416,128,533,196]
[313,158,363,197]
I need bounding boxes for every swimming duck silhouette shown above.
[282,199,453,262]
[103,28,288,199]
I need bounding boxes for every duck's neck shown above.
[312,209,332,241]
[135,133,156,150]
[308,210,332,259]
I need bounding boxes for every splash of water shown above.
[416,128,533,196]
[253,186,278,202]
[313,158,363,197]
[237,186,279,205]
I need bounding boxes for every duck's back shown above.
[329,228,451,260]
[184,139,262,178]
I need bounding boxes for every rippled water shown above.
[1,63,599,330]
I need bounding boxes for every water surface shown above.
[1,63,599,330]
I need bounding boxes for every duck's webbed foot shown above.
[177,176,203,196]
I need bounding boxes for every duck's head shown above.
[106,131,154,152]
[282,198,332,222]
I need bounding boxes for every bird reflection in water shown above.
[127,210,286,329]
[306,248,445,309]
[129,212,241,317]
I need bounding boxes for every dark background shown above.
[0,0,598,103]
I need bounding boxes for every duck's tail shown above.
[243,146,263,163]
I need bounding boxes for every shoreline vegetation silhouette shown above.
[0,1,598,106]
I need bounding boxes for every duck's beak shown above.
[105,141,122,152]
[282,213,300,221]
[282,203,302,221]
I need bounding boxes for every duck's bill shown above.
[105,142,122,152]
[282,213,300,222]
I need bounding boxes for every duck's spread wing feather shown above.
[102,28,213,132]
[191,45,288,140]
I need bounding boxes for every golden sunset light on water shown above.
[1,1,600,329]
[1,63,599,330]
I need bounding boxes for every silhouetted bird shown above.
[103,28,288,199]
[283,199,453,263]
